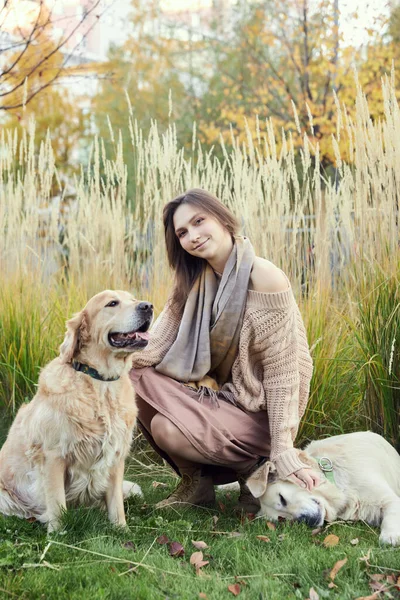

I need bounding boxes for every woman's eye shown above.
[279,494,287,507]
[195,218,204,225]
[177,231,186,238]
[106,300,119,307]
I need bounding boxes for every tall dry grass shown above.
[0,75,398,446]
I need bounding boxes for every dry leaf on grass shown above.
[152,481,168,488]
[311,527,323,536]
[169,541,185,557]
[328,582,337,589]
[199,594,208,599]
[192,540,208,550]
[190,551,209,575]
[218,501,226,512]
[308,587,320,600]
[323,534,339,547]
[256,535,270,543]
[266,521,276,531]
[228,583,241,596]
[354,593,381,600]
[228,532,243,538]
[211,515,219,529]
[156,534,170,545]
[350,538,359,545]
[328,557,347,581]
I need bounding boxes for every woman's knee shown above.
[150,413,179,450]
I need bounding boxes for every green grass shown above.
[0,456,399,600]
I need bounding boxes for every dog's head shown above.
[246,462,325,527]
[59,290,153,364]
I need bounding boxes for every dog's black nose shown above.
[138,302,153,313]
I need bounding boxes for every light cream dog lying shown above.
[246,432,400,546]
[0,290,153,532]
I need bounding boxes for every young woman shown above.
[130,188,320,511]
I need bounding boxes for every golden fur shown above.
[246,432,400,546]
[0,290,153,532]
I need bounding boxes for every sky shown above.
[109,0,391,49]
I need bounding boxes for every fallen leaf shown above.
[228,583,241,596]
[256,535,270,543]
[309,587,320,600]
[278,534,286,541]
[328,557,347,581]
[354,593,380,600]
[266,521,276,531]
[228,532,243,538]
[240,513,255,525]
[323,534,339,548]
[369,574,385,582]
[122,541,136,551]
[350,538,359,545]
[211,515,219,529]
[152,481,168,488]
[156,534,169,545]
[328,582,337,589]
[190,551,204,566]
[199,594,208,599]
[218,501,226,512]
[311,527,323,536]
[369,581,389,594]
[192,540,208,550]
[169,541,185,557]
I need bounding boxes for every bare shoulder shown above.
[249,257,290,293]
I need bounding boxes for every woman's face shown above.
[173,202,232,263]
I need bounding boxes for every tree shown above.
[0,0,104,111]
[197,0,393,166]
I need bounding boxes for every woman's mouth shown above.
[194,238,209,250]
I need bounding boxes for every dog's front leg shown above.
[106,458,127,527]
[380,499,400,546]
[43,452,67,533]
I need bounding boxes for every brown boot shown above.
[155,468,216,509]
[234,477,261,514]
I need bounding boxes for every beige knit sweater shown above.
[131,286,313,478]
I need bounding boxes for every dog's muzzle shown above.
[108,302,153,349]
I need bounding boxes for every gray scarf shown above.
[155,237,255,385]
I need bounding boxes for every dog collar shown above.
[72,361,120,382]
[316,457,336,485]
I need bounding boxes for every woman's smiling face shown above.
[173,202,233,264]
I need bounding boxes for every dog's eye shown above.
[105,300,119,308]
[279,493,287,507]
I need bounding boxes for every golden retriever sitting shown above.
[246,432,400,546]
[0,290,153,533]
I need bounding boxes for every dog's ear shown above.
[59,310,89,363]
[246,461,276,498]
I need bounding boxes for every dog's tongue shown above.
[136,331,150,340]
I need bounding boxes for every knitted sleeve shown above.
[245,290,313,478]
[130,297,181,368]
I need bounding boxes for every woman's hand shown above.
[287,468,321,491]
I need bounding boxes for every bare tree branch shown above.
[0,0,112,110]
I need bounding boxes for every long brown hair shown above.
[163,188,239,314]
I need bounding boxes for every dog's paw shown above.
[47,519,62,534]
[122,480,143,498]
[379,530,400,546]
